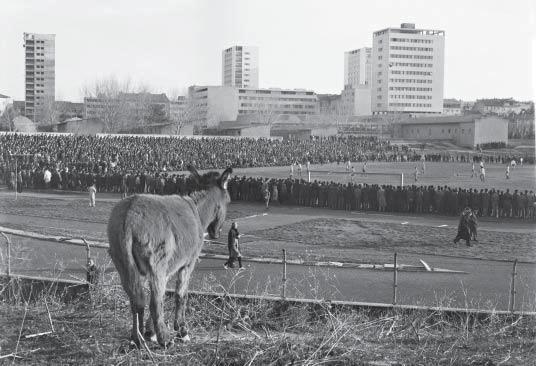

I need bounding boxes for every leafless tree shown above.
[252,102,280,128]
[82,77,154,132]
[0,104,17,131]
[170,98,200,135]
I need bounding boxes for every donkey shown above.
[107,166,232,347]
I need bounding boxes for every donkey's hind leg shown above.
[173,263,195,341]
[149,273,170,347]
[128,282,147,347]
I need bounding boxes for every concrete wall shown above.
[354,86,372,116]
[474,117,508,146]
[57,119,104,134]
[240,125,270,137]
[456,122,475,147]
[311,126,338,137]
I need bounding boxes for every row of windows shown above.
[390,46,433,52]
[239,90,314,96]
[408,127,471,135]
[238,110,315,115]
[391,70,432,76]
[390,78,433,84]
[391,54,433,60]
[389,87,433,92]
[240,103,314,109]
[239,96,315,102]
[390,38,433,44]
[389,103,432,107]
[391,62,433,68]
[389,95,433,100]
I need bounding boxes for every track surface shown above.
[1,190,535,311]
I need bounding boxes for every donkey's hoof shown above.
[145,333,157,343]
[178,334,191,343]
[128,339,141,350]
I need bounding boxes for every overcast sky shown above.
[1,0,535,102]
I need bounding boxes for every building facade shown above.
[344,47,372,87]
[23,33,55,123]
[393,115,508,148]
[0,94,13,116]
[189,86,318,128]
[222,46,259,88]
[442,98,462,115]
[371,23,444,115]
[84,93,170,131]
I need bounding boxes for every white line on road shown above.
[240,213,268,220]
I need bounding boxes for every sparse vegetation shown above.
[1,274,535,365]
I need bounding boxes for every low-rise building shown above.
[84,92,170,129]
[0,94,13,115]
[442,98,462,115]
[393,115,509,148]
[56,117,104,134]
[188,86,319,128]
[473,98,533,116]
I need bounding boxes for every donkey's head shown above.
[188,165,233,239]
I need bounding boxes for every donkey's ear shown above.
[187,165,201,183]
[218,167,233,190]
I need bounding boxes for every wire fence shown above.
[1,228,534,315]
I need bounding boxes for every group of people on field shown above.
[228,177,536,220]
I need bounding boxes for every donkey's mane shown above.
[188,189,211,204]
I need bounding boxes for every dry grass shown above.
[1,275,535,365]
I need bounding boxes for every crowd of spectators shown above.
[229,177,536,220]
[0,133,534,220]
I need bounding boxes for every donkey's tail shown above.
[108,201,148,290]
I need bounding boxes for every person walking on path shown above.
[224,222,243,269]
[88,182,97,207]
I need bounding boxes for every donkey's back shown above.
[108,194,203,280]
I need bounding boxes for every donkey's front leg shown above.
[174,264,193,341]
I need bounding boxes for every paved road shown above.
[5,236,536,312]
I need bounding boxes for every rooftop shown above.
[397,115,484,125]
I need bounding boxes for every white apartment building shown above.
[222,46,259,88]
[344,47,372,87]
[23,33,55,122]
[371,23,444,115]
[189,86,318,128]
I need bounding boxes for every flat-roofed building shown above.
[23,33,55,122]
[393,115,508,148]
[84,93,170,130]
[372,23,444,115]
[222,46,259,88]
[188,86,318,129]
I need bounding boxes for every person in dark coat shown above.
[224,222,243,269]
[453,207,472,246]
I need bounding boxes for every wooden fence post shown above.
[281,249,287,299]
[508,259,518,313]
[1,233,11,277]
[393,252,398,305]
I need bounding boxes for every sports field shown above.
[231,161,536,191]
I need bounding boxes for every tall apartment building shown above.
[23,33,55,122]
[222,46,259,88]
[371,23,444,115]
[344,47,372,87]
